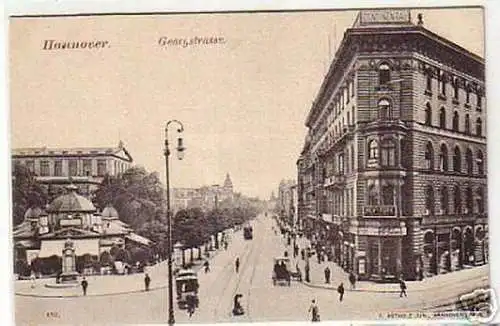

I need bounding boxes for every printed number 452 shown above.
[46,311,60,318]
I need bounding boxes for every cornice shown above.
[305,26,484,129]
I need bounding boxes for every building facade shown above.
[171,173,234,212]
[297,10,487,282]
[277,180,299,229]
[12,141,133,200]
[13,185,152,275]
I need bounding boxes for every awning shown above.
[39,239,100,258]
[126,233,152,246]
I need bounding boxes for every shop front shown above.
[356,221,406,282]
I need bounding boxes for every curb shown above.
[15,284,169,298]
[15,245,229,299]
[300,281,400,293]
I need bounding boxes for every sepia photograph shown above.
[7,3,495,325]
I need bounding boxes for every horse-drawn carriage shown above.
[273,257,302,286]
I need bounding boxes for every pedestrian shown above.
[81,277,88,296]
[399,279,407,298]
[235,257,240,273]
[301,249,305,260]
[305,263,310,283]
[337,282,345,302]
[30,272,36,289]
[349,272,356,290]
[144,273,151,291]
[308,299,320,322]
[324,266,331,284]
[204,261,210,273]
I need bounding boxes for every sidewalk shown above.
[290,236,489,294]
[15,239,229,298]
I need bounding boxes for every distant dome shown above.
[24,207,43,220]
[101,205,119,219]
[47,186,96,213]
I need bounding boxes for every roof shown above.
[101,205,119,219]
[12,141,133,163]
[125,233,152,246]
[175,275,198,281]
[47,186,96,212]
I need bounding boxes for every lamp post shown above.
[164,120,185,326]
[212,184,220,249]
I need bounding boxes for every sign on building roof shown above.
[354,9,411,27]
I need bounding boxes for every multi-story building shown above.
[171,173,234,212]
[277,180,298,228]
[12,141,133,199]
[297,9,486,282]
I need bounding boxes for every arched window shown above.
[379,63,390,85]
[476,187,485,213]
[453,186,461,214]
[439,71,446,96]
[378,99,391,119]
[466,187,473,214]
[476,118,482,136]
[426,69,432,91]
[466,148,473,175]
[477,150,484,175]
[439,144,448,172]
[425,185,434,214]
[466,84,471,103]
[368,140,379,159]
[453,77,459,99]
[381,139,396,167]
[440,187,449,214]
[425,103,432,126]
[382,184,395,205]
[453,146,461,173]
[439,107,446,129]
[464,114,471,134]
[425,142,434,170]
[452,111,459,131]
[368,184,378,205]
[477,87,482,109]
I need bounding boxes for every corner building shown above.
[297,10,487,282]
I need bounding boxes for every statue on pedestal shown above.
[60,238,79,284]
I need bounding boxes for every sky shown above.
[9,7,484,200]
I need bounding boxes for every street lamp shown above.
[164,119,185,326]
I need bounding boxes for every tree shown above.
[92,166,166,229]
[173,208,210,263]
[11,162,48,226]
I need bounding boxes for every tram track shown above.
[208,221,257,321]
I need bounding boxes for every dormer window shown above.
[379,63,390,85]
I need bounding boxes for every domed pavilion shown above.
[13,185,152,275]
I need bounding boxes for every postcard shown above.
[8,4,495,325]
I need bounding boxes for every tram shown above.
[243,225,253,240]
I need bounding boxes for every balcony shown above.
[323,174,346,188]
[363,205,396,217]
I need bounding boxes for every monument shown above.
[60,238,79,283]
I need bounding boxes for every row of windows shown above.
[424,104,483,136]
[425,185,486,215]
[424,142,485,175]
[24,159,111,177]
[425,68,483,109]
